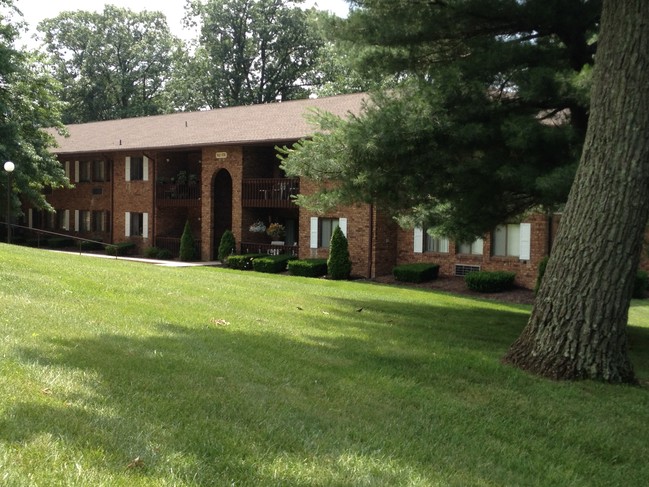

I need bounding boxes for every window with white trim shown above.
[79,161,92,182]
[58,209,70,231]
[425,233,449,253]
[310,217,347,249]
[92,160,107,182]
[79,210,91,232]
[126,156,148,181]
[458,238,484,255]
[92,211,107,232]
[125,212,148,238]
[414,227,449,253]
[492,224,521,257]
[319,218,339,248]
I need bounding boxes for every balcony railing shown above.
[240,241,299,256]
[156,183,201,207]
[242,178,299,208]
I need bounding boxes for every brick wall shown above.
[297,180,374,277]
[112,153,155,253]
[393,213,557,288]
[200,146,243,260]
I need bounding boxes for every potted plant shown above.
[249,220,266,233]
[266,223,285,243]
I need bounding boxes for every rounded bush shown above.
[465,271,516,293]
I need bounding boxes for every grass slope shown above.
[1,244,649,486]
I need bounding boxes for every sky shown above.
[14,0,350,47]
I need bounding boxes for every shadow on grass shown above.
[6,296,649,486]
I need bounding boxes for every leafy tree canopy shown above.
[0,0,69,213]
[182,0,323,108]
[38,6,182,123]
[280,0,600,240]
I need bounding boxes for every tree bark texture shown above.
[503,0,649,382]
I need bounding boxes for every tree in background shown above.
[281,0,596,241]
[327,226,351,280]
[282,0,649,382]
[502,0,649,382]
[38,6,182,123]
[0,0,68,217]
[182,0,323,108]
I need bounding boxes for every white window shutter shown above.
[310,217,318,249]
[64,161,70,180]
[74,210,80,232]
[519,222,531,261]
[142,213,149,239]
[63,210,69,230]
[125,157,131,181]
[125,212,131,237]
[339,217,348,236]
[143,156,149,181]
[28,209,33,228]
[74,161,80,183]
[413,227,424,253]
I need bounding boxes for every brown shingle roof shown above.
[51,93,366,155]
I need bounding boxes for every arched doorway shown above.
[212,169,233,259]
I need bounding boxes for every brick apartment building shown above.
[20,93,563,288]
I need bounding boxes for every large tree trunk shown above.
[502,0,649,383]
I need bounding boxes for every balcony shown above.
[242,178,299,208]
[156,183,201,207]
[240,241,299,256]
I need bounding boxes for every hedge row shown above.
[287,258,328,277]
[252,255,293,273]
[226,254,266,270]
[105,242,137,256]
[393,263,440,283]
[465,271,516,293]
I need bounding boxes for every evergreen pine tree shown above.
[179,220,197,261]
[218,230,236,262]
[327,226,351,280]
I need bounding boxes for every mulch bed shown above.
[371,275,536,305]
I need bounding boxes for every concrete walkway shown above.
[50,249,222,268]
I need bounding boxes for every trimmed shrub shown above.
[79,240,104,251]
[156,248,173,260]
[327,226,352,280]
[47,237,74,248]
[287,258,328,278]
[105,242,136,256]
[465,271,516,293]
[393,263,440,283]
[534,255,550,294]
[252,254,293,273]
[218,230,236,262]
[179,220,197,261]
[227,254,265,270]
[633,270,649,299]
[144,246,162,258]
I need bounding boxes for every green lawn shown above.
[1,244,649,486]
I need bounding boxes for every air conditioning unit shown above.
[455,264,481,276]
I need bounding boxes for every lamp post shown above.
[4,161,15,244]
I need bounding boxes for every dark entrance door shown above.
[212,169,233,259]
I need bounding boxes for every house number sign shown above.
[215,152,228,159]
